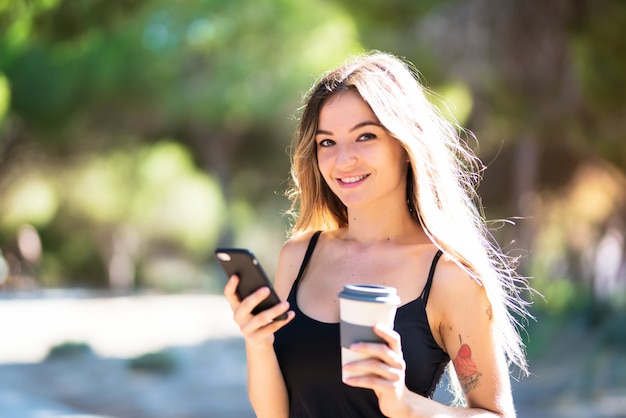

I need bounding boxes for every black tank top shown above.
[274,231,450,417]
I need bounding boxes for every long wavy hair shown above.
[286,51,531,402]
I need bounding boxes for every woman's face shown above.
[315,90,408,212]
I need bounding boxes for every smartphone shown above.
[215,248,287,321]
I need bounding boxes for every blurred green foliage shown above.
[0,0,624,324]
[127,348,179,374]
[0,0,363,289]
[46,340,94,361]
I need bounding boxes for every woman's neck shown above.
[342,203,426,246]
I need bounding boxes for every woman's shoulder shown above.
[426,253,492,351]
[280,229,322,257]
[429,253,489,316]
[274,230,323,297]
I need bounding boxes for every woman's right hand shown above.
[224,274,295,349]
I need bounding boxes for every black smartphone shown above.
[215,248,287,321]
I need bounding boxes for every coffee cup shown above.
[338,284,400,382]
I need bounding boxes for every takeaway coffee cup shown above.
[339,284,401,382]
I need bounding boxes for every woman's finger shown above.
[232,286,270,321]
[240,308,295,346]
[245,309,295,337]
[223,275,241,306]
[344,357,404,383]
[373,323,402,353]
[240,300,291,334]
[347,334,406,372]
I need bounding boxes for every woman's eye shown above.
[318,139,335,147]
[358,133,376,141]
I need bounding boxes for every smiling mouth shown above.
[339,174,369,184]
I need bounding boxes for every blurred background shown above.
[0,0,625,417]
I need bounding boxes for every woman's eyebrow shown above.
[350,121,382,132]
[315,120,382,136]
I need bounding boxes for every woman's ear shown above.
[403,147,411,163]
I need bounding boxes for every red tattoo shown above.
[452,335,482,393]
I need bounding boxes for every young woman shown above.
[224,52,530,417]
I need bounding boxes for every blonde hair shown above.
[287,51,530,402]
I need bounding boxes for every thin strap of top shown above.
[293,230,322,286]
[421,250,443,305]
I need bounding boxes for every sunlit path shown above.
[0,292,240,363]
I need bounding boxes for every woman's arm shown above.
[223,233,313,418]
[224,274,293,417]
[431,259,516,416]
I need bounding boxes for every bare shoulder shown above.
[431,254,489,309]
[274,230,320,299]
[428,255,491,341]
[430,254,483,295]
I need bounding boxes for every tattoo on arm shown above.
[452,335,482,394]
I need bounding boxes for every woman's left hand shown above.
[343,323,411,417]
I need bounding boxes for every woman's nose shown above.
[335,142,357,167]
